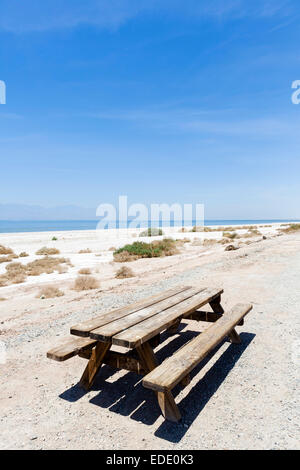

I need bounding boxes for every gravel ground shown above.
[0,233,299,449]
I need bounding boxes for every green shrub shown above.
[114,239,179,262]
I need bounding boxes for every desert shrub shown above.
[115,266,134,279]
[79,248,92,254]
[26,257,70,276]
[0,256,14,263]
[114,239,179,262]
[6,262,26,272]
[37,286,64,299]
[19,252,29,258]
[1,261,28,285]
[0,275,9,287]
[223,231,238,239]
[280,224,300,233]
[7,274,26,284]
[0,245,14,255]
[74,275,99,291]
[113,251,136,262]
[78,268,92,275]
[5,263,27,284]
[139,228,164,237]
[218,238,231,245]
[36,247,60,256]
[191,226,220,233]
[242,229,262,238]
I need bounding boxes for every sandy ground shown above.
[0,224,299,449]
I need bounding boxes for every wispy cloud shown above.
[65,106,300,139]
[0,0,296,33]
[0,112,23,120]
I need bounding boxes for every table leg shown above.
[137,341,182,422]
[228,328,241,344]
[157,390,182,423]
[167,318,181,335]
[209,295,224,314]
[79,341,111,391]
[210,295,241,342]
[136,342,158,371]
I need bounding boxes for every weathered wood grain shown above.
[70,286,191,337]
[112,287,223,348]
[90,287,206,343]
[143,303,252,393]
[79,341,111,390]
[47,336,97,362]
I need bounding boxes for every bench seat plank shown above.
[143,303,252,392]
[70,286,191,337]
[113,287,224,348]
[47,337,97,362]
[89,287,206,343]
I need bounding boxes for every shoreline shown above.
[0,220,298,237]
[0,219,299,235]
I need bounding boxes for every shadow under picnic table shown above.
[60,329,255,443]
[154,331,255,443]
[88,329,200,422]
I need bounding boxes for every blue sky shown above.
[0,0,299,219]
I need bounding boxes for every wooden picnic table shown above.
[47,285,252,422]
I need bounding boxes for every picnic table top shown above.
[70,285,223,349]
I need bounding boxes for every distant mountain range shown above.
[0,204,97,220]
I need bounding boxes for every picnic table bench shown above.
[47,285,252,422]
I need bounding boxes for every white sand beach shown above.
[0,222,299,449]
[0,222,284,295]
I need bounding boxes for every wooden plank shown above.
[47,336,97,362]
[90,287,206,343]
[79,341,111,390]
[113,287,224,348]
[79,349,146,373]
[143,303,252,393]
[104,350,146,375]
[70,286,191,337]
